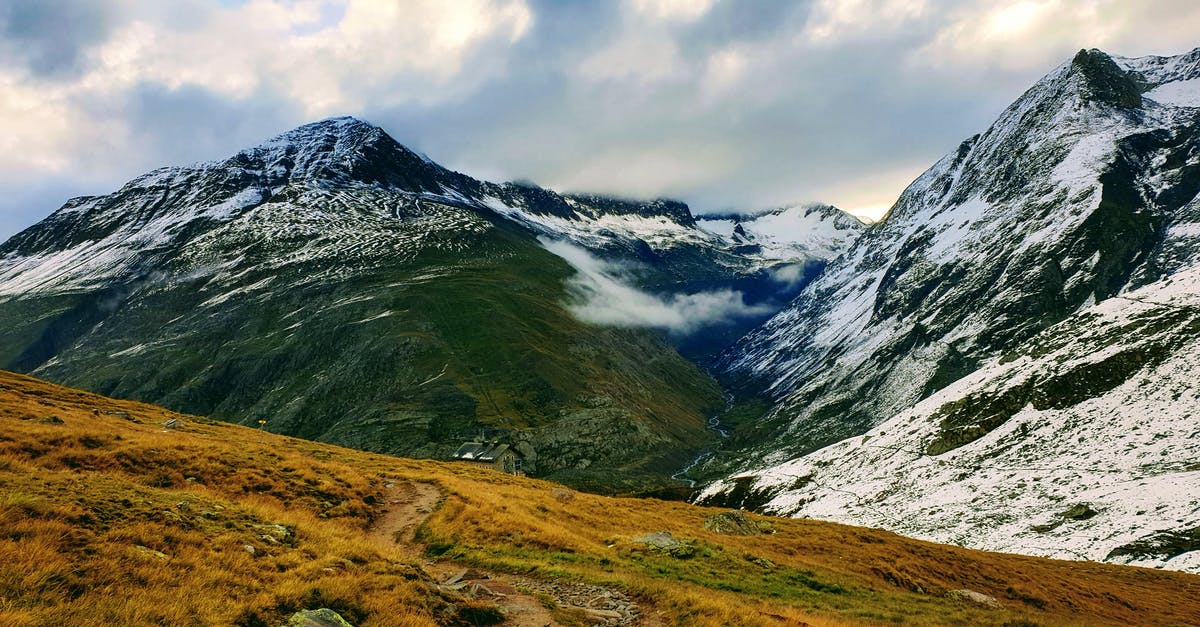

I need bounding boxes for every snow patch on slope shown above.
[482,195,713,250]
[702,266,1200,572]
[696,204,865,261]
[1146,78,1200,107]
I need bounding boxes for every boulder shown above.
[945,589,1001,609]
[633,532,681,550]
[633,532,697,558]
[704,510,769,535]
[284,608,354,627]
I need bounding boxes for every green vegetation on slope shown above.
[0,214,722,493]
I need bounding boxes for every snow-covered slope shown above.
[697,204,867,263]
[700,47,1200,571]
[713,48,1200,463]
[701,265,1200,572]
[0,117,862,301]
[483,189,709,251]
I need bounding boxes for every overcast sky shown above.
[1,0,1197,241]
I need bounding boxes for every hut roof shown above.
[451,441,512,462]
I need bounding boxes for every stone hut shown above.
[450,441,523,474]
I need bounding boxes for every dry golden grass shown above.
[0,369,1197,626]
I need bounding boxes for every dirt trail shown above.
[366,480,658,626]
[364,480,440,560]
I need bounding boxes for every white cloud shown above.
[282,0,533,112]
[625,0,716,23]
[699,46,749,100]
[541,237,772,334]
[577,35,685,84]
[914,0,1116,71]
[0,72,76,173]
[913,1,1200,73]
[804,0,930,42]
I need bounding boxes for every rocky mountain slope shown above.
[0,117,861,492]
[5,369,1199,626]
[711,47,1200,463]
[699,47,1200,570]
[697,203,868,264]
[701,264,1200,572]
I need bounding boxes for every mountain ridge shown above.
[697,46,1200,571]
[0,112,867,493]
[711,46,1200,462]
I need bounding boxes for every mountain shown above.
[5,369,1199,626]
[710,47,1200,461]
[697,203,869,263]
[698,47,1200,569]
[701,264,1200,571]
[0,117,860,493]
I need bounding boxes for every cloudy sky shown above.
[1,0,1197,241]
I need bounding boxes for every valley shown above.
[1,45,1199,583]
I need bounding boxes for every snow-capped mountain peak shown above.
[697,203,866,262]
[1116,46,1200,108]
[705,47,1200,572]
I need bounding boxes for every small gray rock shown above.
[946,588,1001,609]
[704,510,769,535]
[284,608,354,627]
[633,531,681,549]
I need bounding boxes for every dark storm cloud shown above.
[678,0,810,53]
[0,0,116,77]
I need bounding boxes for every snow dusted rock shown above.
[701,266,1200,572]
[714,47,1200,465]
[0,115,861,491]
[696,203,868,265]
[700,47,1200,571]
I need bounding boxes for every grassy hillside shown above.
[3,211,723,493]
[1,370,1197,626]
